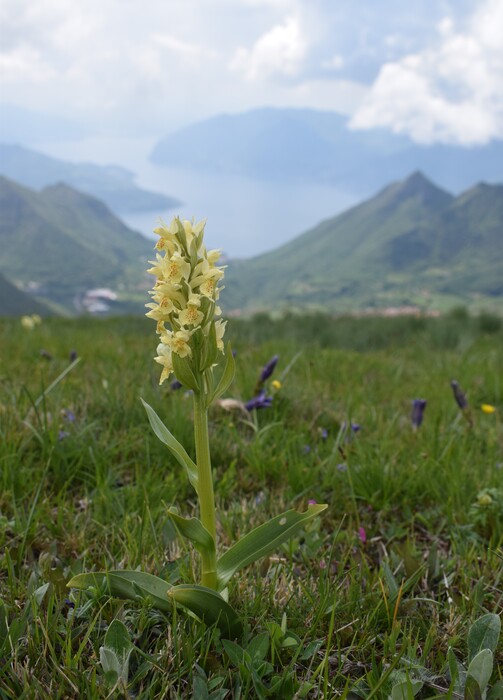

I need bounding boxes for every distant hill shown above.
[0,143,180,214]
[0,271,51,317]
[224,172,503,314]
[151,107,503,195]
[0,176,154,311]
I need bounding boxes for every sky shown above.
[1,0,502,145]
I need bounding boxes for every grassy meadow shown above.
[0,311,502,699]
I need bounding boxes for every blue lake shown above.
[40,136,360,259]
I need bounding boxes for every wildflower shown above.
[271,380,282,390]
[481,404,496,414]
[146,216,226,386]
[245,390,273,412]
[308,499,317,505]
[477,492,493,506]
[319,428,328,440]
[31,314,42,325]
[62,409,76,423]
[451,380,468,409]
[21,315,35,330]
[358,527,367,544]
[58,430,70,441]
[260,355,279,383]
[178,295,204,328]
[303,445,312,454]
[69,349,78,362]
[171,379,183,391]
[39,349,53,360]
[336,463,347,472]
[411,399,427,428]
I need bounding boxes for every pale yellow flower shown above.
[155,342,174,384]
[162,329,193,358]
[21,315,35,330]
[145,296,176,322]
[31,314,42,325]
[179,294,204,328]
[481,404,496,414]
[477,492,493,506]
[271,380,282,390]
[214,319,227,351]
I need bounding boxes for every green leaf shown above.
[100,620,133,686]
[67,570,172,613]
[141,399,198,492]
[104,619,133,658]
[468,614,501,662]
[246,632,270,663]
[209,342,235,405]
[390,679,423,700]
[167,509,215,558]
[168,584,242,639]
[488,679,503,700]
[216,504,328,590]
[467,649,493,693]
[172,352,200,392]
[465,675,483,700]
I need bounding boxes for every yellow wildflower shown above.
[477,492,493,506]
[271,380,282,390]
[145,296,176,322]
[481,404,496,414]
[214,319,227,351]
[162,329,193,358]
[179,294,204,328]
[154,342,174,384]
[21,315,35,330]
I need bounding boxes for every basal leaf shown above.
[467,649,493,693]
[68,570,172,613]
[216,504,328,590]
[168,584,242,639]
[141,399,198,492]
[104,619,133,659]
[468,613,501,662]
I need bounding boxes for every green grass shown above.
[0,313,502,698]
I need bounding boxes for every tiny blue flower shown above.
[260,355,279,382]
[245,390,273,412]
[411,399,427,428]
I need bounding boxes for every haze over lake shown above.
[39,136,359,259]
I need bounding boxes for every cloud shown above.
[231,15,307,80]
[350,0,503,145]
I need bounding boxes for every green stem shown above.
[193,390,218,589]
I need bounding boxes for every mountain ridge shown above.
[0,143,180,215]
[224,171,503,313]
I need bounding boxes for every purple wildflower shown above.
[303,445,312,454]
[320,428,328,440]
[171,379,183,391]
[39,349,53,360]
[260,355,279,383]
[336,463,347,472]
[411,399,427,428]
[69,349,78,362]
[350,423,361,433]
[308,499,317,505]
[451,380,468,410]
[245,390,273,412]
[58,430,70,441]
[62,409,76,423]
[358,527,367,544]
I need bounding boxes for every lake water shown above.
[39,136,360,259]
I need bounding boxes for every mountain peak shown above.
[381,171,454,211]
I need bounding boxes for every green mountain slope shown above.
[0,271,50,317]
[0,176,153,309]
[224,172,503,313]
[0,143,180,214]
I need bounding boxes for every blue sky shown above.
[1,0,502,145]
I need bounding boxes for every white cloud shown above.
[231,15,307,80]
[350,0,503,145]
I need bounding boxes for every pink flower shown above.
[358,527,367,544]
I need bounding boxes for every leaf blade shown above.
[216,504,327,589]
[141,398,198,491]
[68,570,173,613]
[168,584,242,639]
